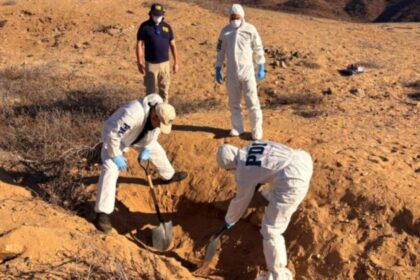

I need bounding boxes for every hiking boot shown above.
[94,213,112,233]
[162,171,188,184]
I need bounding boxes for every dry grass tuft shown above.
[0,65,136,210]
[170,96,222,115]
[261,87,323,108]
[405,80,420,89]
[2,0,16,6]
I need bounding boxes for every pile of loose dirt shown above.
[0,0,419,279]
[0,179,197,279]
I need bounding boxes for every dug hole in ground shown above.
[0,0,419,279]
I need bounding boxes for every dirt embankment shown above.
[0,0,419,279]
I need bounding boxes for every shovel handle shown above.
[146,174,165,223]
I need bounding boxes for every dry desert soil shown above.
[0,0,419,279]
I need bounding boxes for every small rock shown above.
[322,88,333,95]
[281,61,287,68]
[350,87,365,97]
[0,243,25,263]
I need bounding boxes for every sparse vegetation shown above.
[6,249,145,279]
[261,86,323,108]
[405,80,420,89]
[170,96,222,115]
[0,65,136,210]
[2,0,16,6]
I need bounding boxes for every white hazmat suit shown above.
[215,4,265,140]
[95,94,175,214]
[217,141,313,280]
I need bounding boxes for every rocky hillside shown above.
[203,0,420,22]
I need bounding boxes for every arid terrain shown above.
[0,0,419,279]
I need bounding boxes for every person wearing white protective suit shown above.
[94,93,187,233]
[216,141,313,280]
[215,4,266,140]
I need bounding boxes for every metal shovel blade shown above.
[152,221,173,252]
[203,234,221,264]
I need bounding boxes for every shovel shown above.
[201,224,230,267]
[139,149,173,252]
[201,184,262,267]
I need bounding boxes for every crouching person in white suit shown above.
[94,93,187,233]
[216,141,313,280]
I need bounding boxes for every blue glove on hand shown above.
[225,222,235,230]
[215,67,223,84]
[112,155,127,171]
[257,64,265,81]
[140,148,150,161]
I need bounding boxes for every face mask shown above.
[152,16,163,24]
[230,19,242,29]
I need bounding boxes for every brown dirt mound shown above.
[0,0,419,279]
[0,180,197,279]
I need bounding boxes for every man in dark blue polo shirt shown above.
[136,3,178,102]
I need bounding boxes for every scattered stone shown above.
[199,40,208,46]
[265,46,309,69]
[94,24,123,36]
[322,88,333,95]
[0,243,25,263]
[350,87,365,97]
[20,10,34,16]
[0,20,7,28]
[126,10,134,14]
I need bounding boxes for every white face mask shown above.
[230,19,242,29]
[152,16,163,24]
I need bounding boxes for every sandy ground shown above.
[0,0,419,279]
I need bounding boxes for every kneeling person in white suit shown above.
[94,93,187,233]
[216,141,313,280]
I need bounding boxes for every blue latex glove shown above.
[257,64,265,81]
[140,148,151,161]
[112,155,127,171]
[215,67,223,84]
[225,222,235,230]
